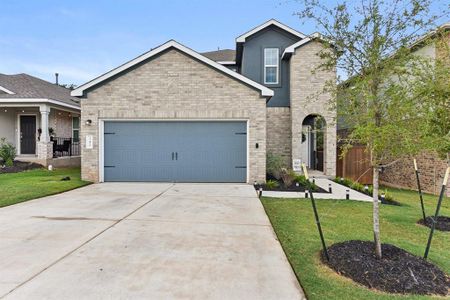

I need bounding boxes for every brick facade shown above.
[49,109,76,139]
[266,107,292,167]
[80,48,267,183]
[290,41,337,176]
[380,152,450,197]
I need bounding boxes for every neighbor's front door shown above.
[20,115,36,154]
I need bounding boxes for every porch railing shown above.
[51,137,80,158]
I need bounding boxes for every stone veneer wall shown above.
[266,107,292,167]
[380,152,450,197]
[80,48,267,183]
[290,41,337,176]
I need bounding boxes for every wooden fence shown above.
[336,145,373,184]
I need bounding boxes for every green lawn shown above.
[0,168,90,207]
[261,187,450,300]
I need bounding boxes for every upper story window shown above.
[264,48,279,84]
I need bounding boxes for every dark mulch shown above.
[418,216,450,231]
[256,175,329,193]
[322,240,449,296]
[380,197,402,206]
[0,161,43,174]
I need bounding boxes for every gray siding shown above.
[241,26,301,107]
[0,109,16,146]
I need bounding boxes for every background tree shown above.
[294,0,448,258]
[405,29,450,161]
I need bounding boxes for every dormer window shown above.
[264,48,279,84]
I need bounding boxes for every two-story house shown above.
[71,19,336,183]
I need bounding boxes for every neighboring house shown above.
[0,73,81,167]
[72,19,336,183]
[380,23,450,196]
[337,23,450,196]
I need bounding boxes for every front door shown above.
[20,116,36,154]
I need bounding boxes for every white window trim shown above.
[72,116,80,142]
[264,48,279,85]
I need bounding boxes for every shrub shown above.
[334,176,400,205]
[294,175,309,186]
[0,138,16,167]
[265,179,279,189]
[295,174,319,191]
[267,152,284,180]
[280,168,296,187]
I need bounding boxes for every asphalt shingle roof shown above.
[201,49,236,62]
[0,73,80,107]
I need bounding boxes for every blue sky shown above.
[0,0,447,85]
[0,0,321,84]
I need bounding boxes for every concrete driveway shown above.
[0,183,304,299]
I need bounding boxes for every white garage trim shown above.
[72,40,274,98]
[98,119,250,183]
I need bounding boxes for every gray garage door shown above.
[104,121,247,182]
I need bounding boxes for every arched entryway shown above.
[301,114,326,172]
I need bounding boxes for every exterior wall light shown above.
[85,119,92,126]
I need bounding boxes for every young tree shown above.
[294,0,448,258]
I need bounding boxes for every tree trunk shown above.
[373,166,382,259]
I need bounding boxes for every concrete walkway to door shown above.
[0,183,305,300]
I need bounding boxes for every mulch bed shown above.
[418,216,450,232]
[0,161,43,174]
[322,240,449,296]
[256,176,329,193]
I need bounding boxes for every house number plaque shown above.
[85,135,93,149]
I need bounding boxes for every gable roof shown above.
[72,40,273,97]
[0,73,80,107]
[281,32,321,59]
[236,19,306,43]
[202,49,236,64]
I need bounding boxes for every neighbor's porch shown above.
[0,103,80,166]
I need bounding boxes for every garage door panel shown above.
[172,122,246,182]
[104,121,246,182]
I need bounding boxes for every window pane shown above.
[265,67,277,83]
[264,48,278,65]
[73,130,79,142]
[72,117,80,129]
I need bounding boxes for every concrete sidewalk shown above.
[0,183,305,300]
[263,178,373,201]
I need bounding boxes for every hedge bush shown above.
[0,138,16,167]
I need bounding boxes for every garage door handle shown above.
[171,152,174,160]
[175,152,178,160]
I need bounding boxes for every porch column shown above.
[37,104,53,165]
[39,104,50,142]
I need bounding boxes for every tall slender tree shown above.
[294,0,448,258]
